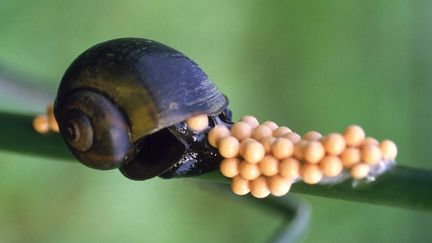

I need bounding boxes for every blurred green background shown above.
[1,0,431,242]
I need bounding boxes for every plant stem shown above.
[0,112,72,160]
[199,165,432,211]
[2,112,431,211]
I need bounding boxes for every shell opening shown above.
[119,128,185,180]
[138,128,184,171]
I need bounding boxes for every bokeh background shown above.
[1,0,431,242]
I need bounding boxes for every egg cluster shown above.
[209,116,397,199]
[33,104,59,134]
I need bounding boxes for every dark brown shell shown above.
[54,38,227,170]
[55,38,227,142]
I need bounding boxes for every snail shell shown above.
[55,38,227,171]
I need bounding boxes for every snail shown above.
[54,38,233,180]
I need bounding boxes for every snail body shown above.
[55,38,231,179]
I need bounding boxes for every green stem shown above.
[199,165,432,211]
[2,112,432,211]
[0,112,72,160]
